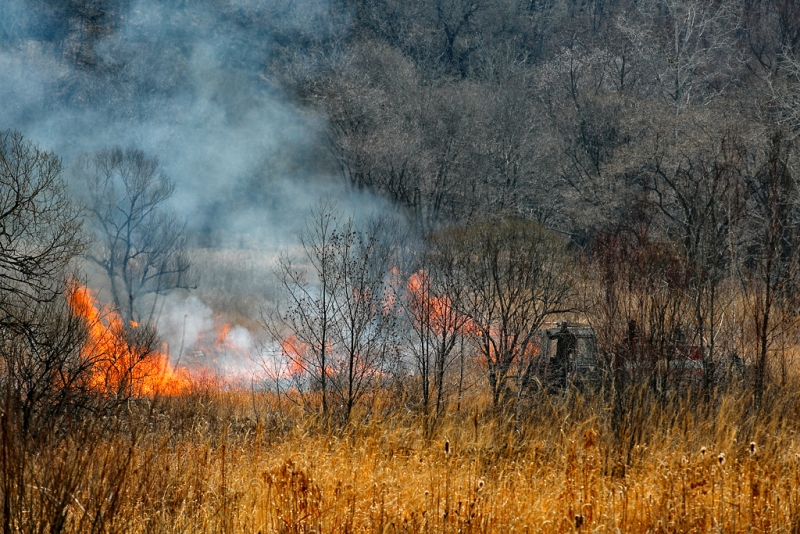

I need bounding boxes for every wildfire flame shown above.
[280,335,310,375]
[407,271,462,333]
[184,320,263,386]
[407,270,539,366]
[67,282,191,396]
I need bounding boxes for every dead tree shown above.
[78,147,196,323]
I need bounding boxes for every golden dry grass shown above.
[11,385,800,533]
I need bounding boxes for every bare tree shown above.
[0,130,92,435]
[0,134,133,534]
[305,42,483,232]
[78,147,196,323]
[618,0,742,127]
[403,234,471,435]
[449,218,573,409]
[328,216,399,423]
[531,41,645,237]
[0,130,84,331]
[770,45,800,138]
[738,130,800,406]
[1,295,91,433]
[267,200,400,424]
[631,121,750,391]
[431,0,486,73]
[591,218,694,394]
[267,199,346,418]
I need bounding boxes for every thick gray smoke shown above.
[0,0,382,247]
[0,0,394,378]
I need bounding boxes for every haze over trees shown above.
[77,147,196,324]
[4,0,798,238]
[1,0,796,408]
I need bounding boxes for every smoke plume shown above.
[0,0,394,374]
[0,0,381,246]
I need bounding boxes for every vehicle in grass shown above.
[527,322,741,392]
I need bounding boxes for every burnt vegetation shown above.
[3,0,800,531]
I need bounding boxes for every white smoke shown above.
[0,0,405,388]
[0,0,380,247]
[156,292,268,386]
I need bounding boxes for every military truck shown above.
[529,322,600,391]
[528,322,741,392]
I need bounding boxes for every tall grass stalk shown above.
[3,385,799,532]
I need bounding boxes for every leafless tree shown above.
[265,199,343,418]
[0,131,93,435]
[770,46,800,138]
[0,130,84,332]
[327,216,399,423]
[737,130,800,406]
[1,293,91,436]
[0,134,138,533]
[449,218,573,409]
[78,147,196,323]
[618,0,742,127]
[301,40,555,234]
[403,237,471,435]
[305,43,482,232]
[267,199,400,424]
[591,219,694,395]
[628,119,750,391]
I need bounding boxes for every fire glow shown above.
[407,270,460,334]
[182,320,264,386]
[279,335,315,377]
[67,282,191,396]
[407,270,539,365]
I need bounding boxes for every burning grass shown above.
[6,386,800,533]
[67,282,192,396]
[5,279,799,531]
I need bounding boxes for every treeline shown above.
[268,0,800,233]
[11,0,800,235]
[261,0,800,422]
[10,0,800,417]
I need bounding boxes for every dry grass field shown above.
[7,250,800,532]
[6,384,800,533]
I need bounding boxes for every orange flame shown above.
[279,335,316,376]
[407,271,540,366]
[407,271,452,331]
[67,282,191,396]
[407,270,480,336]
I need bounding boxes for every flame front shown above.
[407,270,540,366]
[67,282,191,396]
[280,335,323,377]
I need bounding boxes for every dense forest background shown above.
[2,0,798,239]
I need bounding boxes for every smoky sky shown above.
[0,0,384,249]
